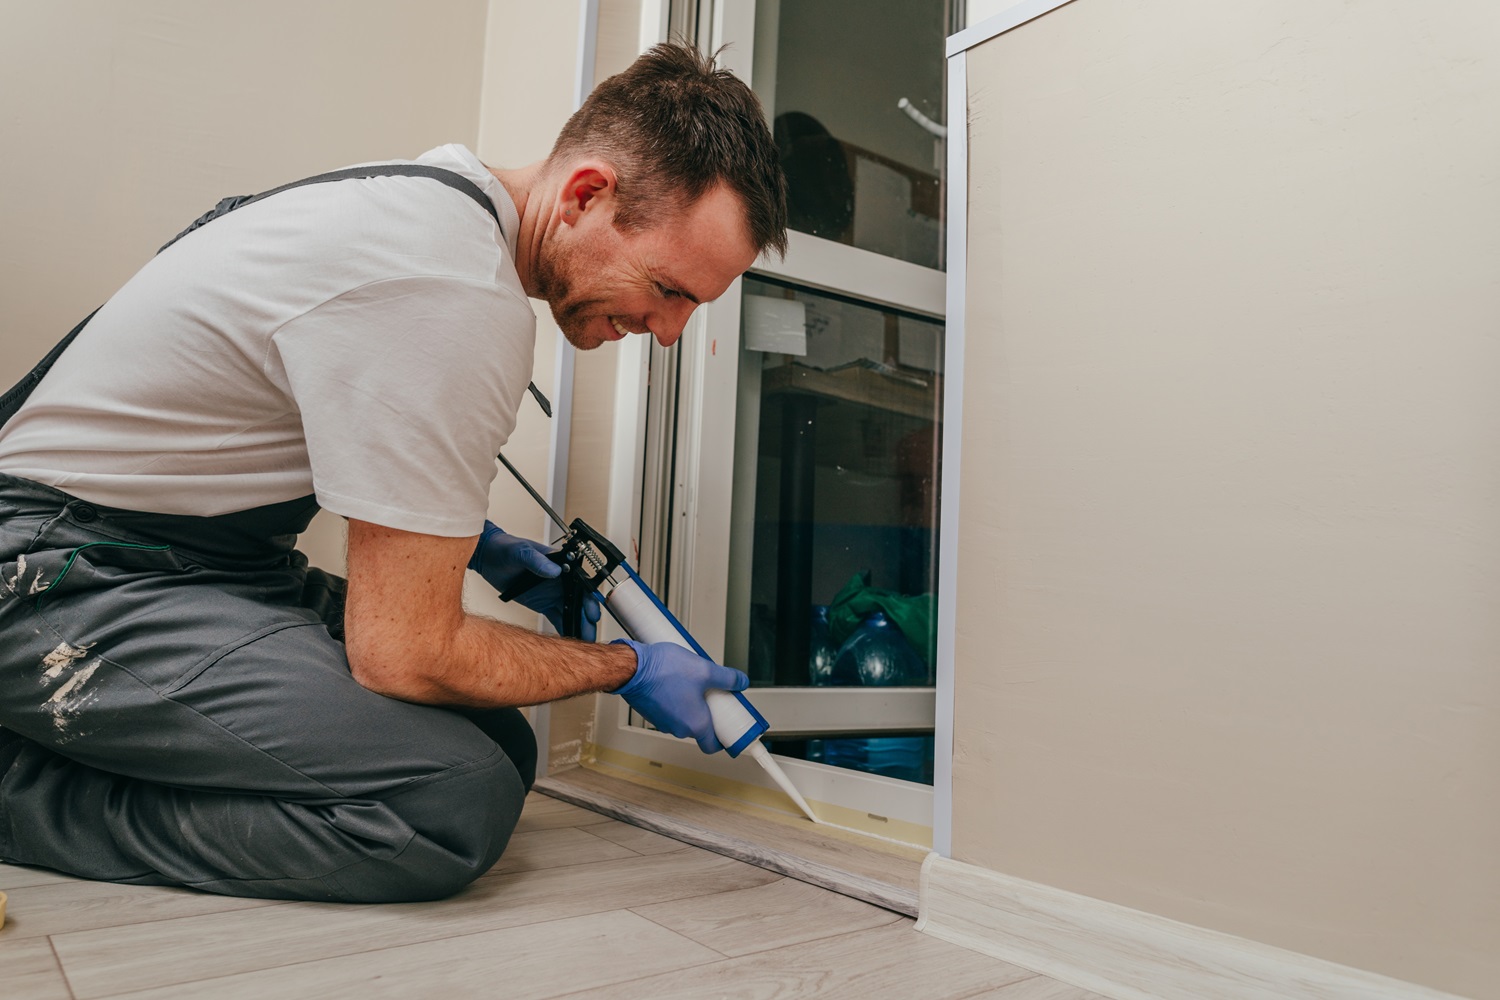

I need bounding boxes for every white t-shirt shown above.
[0,145,534,537]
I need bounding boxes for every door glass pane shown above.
[728,276,943,784]
[754,0,954,269]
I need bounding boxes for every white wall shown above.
[953,2,1499,996]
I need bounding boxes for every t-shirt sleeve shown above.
[268,274,535,536]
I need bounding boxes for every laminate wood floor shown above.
[1,792,1107,1000]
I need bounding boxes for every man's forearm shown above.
[342,517,639,708]
[353,612,637,708]
[450,613,636,706]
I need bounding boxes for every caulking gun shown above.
[495,452,820,824]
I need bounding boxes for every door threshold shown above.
[534,764,926,916]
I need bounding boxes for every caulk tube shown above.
[603,562,769,757]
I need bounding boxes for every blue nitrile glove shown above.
[610,638,750,754]
[468,521,602,642]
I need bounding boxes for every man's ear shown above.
[559,162,618,225]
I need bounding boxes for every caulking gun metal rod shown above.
[496,451,569,533]
[497,450,618,585]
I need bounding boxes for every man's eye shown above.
[657,284,679,299]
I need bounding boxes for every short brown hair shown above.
[549,43,788,258]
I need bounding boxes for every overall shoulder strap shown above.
[158,163,502,254]
[0,307,101,426]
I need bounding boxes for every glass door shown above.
[592,0,956,844]
[727,276,943,782]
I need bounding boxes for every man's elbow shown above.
[347,648,449,704]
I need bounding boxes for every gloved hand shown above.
[610,638,750,754]
[468,521,602,642]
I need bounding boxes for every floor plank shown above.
[632,876,902,957]
[513,792,613,833]
[52,850,779,998]
[553,917,1037,1000]
[1,936,74,1000]
[536,768,925,915]
[577,818,694,856]
[962,976,1110,999]
[489,825,639,874]
[102,910,722,1000]
[0,879,282,940]
[0,863,83,891]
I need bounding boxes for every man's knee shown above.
[328,747,526,903]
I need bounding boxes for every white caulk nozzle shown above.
[746,740,821,824]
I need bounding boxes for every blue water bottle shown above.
[820,611,931,781]
[809,605,838,685]
[835,611,926,687]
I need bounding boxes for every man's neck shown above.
[489,161,549,298]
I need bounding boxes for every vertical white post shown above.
[933,48,967,859]
[639,0,670,53]
[550,0,597,523]
[607,0,672,579]
[711,0,756,81]
[550,0,597,520]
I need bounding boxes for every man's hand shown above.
[467,521,602,641]
[610,639,750,753]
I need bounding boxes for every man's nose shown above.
[649,301,697,348]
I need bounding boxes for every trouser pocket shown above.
[13,540,183,603]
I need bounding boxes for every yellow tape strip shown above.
[582,741,933,850]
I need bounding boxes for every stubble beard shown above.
[533,240,606,351]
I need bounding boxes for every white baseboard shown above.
[915,854,1471,1000]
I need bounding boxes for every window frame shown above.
[586,0,953,845]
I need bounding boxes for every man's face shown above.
[535,183,760,351]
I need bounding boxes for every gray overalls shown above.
[0,168,535,902]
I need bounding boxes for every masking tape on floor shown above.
[582,742,934,849]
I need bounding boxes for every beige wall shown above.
[952,2,1499,997]
[0,0,488,572]
[0,0,582,602]
[1,0,488,366]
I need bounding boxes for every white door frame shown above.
[529,0,969,852]
[583,0,953,847]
